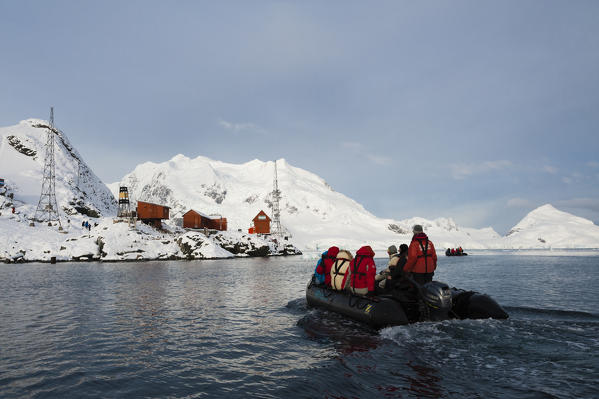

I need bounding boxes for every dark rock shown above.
[7,136,37,157]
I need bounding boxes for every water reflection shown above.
[298,308,380,352]
[403,361,442,398]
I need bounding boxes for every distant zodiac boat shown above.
[446,248,468,256]
[306,278,508,328]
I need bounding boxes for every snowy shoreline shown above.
[8,247,597,265]
[4,252,302,264]
[0,215,301,264]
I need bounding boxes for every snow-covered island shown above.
[0,120,299,263]
[1,118,599,263]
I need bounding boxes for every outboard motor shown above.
[420,281,453,321]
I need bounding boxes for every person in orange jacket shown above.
[403,224,437,285]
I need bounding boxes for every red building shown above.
[183,210,227,231]
[251,210,271,234]
[136,201,170,229]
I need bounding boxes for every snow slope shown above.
[501,204,599,249]
[108,154,510,251]
[109,154,599,251]
[0,119,117,218]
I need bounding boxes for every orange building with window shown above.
[251,210,271,234]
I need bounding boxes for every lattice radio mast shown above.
[271,160,283,237]
[34,107,62,229]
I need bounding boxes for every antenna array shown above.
[34,107,62,229]
[271,160,283,237]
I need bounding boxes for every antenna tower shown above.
[271,160,283,237]
[34,107,62,229]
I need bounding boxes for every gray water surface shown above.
[1,255,598,398]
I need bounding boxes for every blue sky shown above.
[1,1,598,233]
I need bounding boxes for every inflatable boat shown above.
[445,250,468,256]
[306,278,508,328]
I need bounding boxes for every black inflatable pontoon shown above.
[306,278,508,329]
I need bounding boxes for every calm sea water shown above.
[1,254,598,399]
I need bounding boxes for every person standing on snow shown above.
[403,224,437,285]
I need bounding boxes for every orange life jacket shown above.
[404,233,437,274]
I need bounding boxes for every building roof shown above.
[253,210,271,222]
[137,200,170,209]
[183,209,222,219]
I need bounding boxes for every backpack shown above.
[331,251,353,290]
[313,252,327,284]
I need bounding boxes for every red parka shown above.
[403,233,437,274]
[315,246,340,286]
[347,246,376,292]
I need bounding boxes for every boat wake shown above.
[504,306,599,321]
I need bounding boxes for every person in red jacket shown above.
[403,224,437,285]
[314,246,340,285]
[348,245,376,296]
[323,246,340,286]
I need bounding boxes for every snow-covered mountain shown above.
[0,119,117,218]
[108,154,392,250]
[501,204,599,249]
[107,154,502,251]
[109,154,599,251]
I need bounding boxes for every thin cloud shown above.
[543,165,558,174]
[218,119,268,135]
[341,141,362,151]
[366,154,392,166]
[587,161,599,169]
[507,197,535,208]
[450,160,513,180]
[562,172,584,185]
[342,142,391,166]
[555,197,599,213]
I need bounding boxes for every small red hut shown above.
[136,201,170,229]
[252,210,271,234]
[183,210,227,231]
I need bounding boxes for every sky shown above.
[1,1,598,234]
